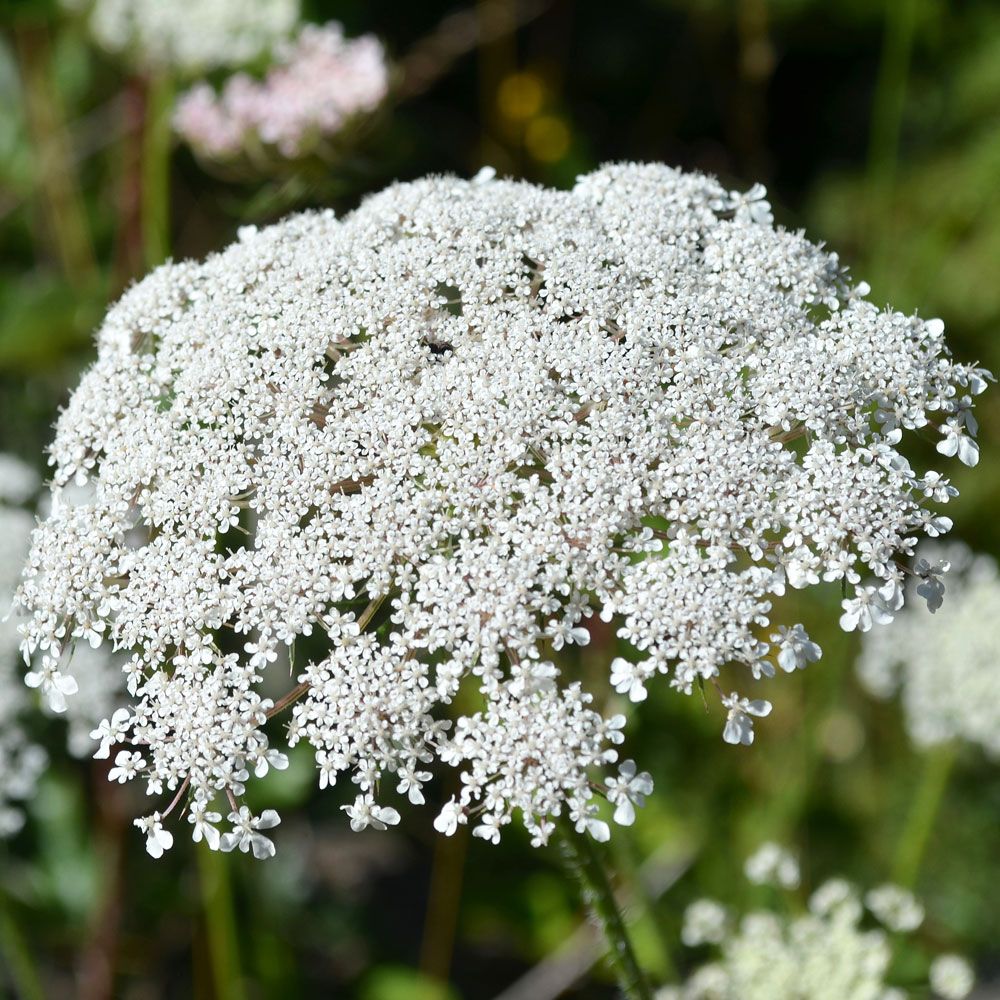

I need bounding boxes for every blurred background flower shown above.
[174,22,390,166]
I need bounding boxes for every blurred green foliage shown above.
[1,0,999,997]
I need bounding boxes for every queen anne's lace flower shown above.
[1,457,46,835]
[2,458,120,835]
[13,164,988,858]
[68,0,299,74]
[174,22,390,161]
[661,850,972,1000]
[858,542,1000,756]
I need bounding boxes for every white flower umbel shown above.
[858,542,1000,756]
[71,0,299,75]
[13,165,988,858]
[2,458,122,836]
[667,849,973,1000]
[1,458,46,836]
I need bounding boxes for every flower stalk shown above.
[557,820,653,1000]
[141,71,174,270]
[197,845,247,1000]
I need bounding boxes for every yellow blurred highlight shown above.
[497,72,545,121]
[524,115,571,163]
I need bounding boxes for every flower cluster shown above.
[2,459,122,837]
[660,847,974,1000]
[1,457,46,836]
[858,542,1000,756]
[14,164,987,858]
[174,22,390,161]
[743,841,800,889]
[66,0,299,75]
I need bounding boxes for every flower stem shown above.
[556,821,653,1000]
[419,819,469,981]
[891,742,956,889]
[866,0,919,288]
[197,845,247,1000]
[141,71,174,270]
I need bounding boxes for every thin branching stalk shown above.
[557,821,653,1000]
[266,593,387,719]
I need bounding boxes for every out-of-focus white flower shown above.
[858,542,1000,757]
[681,899,729,946]
[0,455,39,504]
[744,842,800,889]
[72,0,299,75]
[864,884,924,932]
[929,954,975,999]
[175,22,389,160]
[665,850,973,1000]
[809,878,861,920]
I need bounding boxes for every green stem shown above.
[141,71,174,270]
[197,846,247,1000]
[866,0,919,288]
[557,821,653,1000]
[0,886,45,1000]
[891,742,956,889]
[613,833,677,981]
[419,820,469,981]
